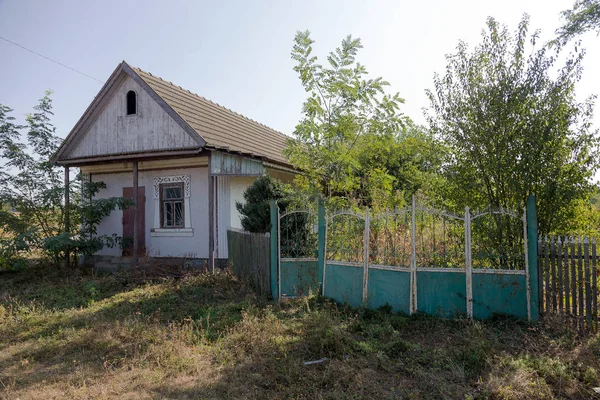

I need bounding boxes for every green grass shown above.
[0,264,598,399]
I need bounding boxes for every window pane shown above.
[164,202,173,227]
[163,186,182,199]
[126,91,136,115]
[174,202,183,226]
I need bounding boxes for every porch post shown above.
[208,153,215,273]
[64,166,70,232]
[64,166,70,267]
[133,161,139,264]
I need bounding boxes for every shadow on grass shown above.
[1,266,598,399]
[0,265,132,311]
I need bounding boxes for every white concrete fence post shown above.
[410,195,417,314]
[362,208,370,304]
[465,206,473,319]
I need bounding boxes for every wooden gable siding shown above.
[66,76,201,160]
[210,152,264,176]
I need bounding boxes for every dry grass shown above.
[0,264,598,399]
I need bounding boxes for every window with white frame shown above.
[160,182,184,228]
[152,175,193,236]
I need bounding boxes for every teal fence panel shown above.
[324,263,364,307]
[280,260,319,297]
[472,272,528,319]
[271,196,537,322]
[416,270,466,317]
[367,268,411,314]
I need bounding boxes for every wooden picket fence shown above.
[227,229,271,296]
[538,237,598,331]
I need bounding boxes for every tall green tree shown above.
[555,0,600,45]
[427,15,599,235]
[287,30,428,210]
[0,92,64,241]
[0,92,130,268]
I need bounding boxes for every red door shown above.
[122,186,146,256]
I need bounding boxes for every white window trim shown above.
[150,228,193,237]
[152,175,192,236]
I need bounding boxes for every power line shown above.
[0,35,105,84]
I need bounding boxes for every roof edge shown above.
[56,147,205,166]
[53,61,206,164]
[123,63,206,148]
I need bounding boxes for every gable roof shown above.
[133,67,291,165]
[55,61,292,166]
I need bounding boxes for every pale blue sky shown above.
[1,0,599,139]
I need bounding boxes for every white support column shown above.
[208,155,215,273]
[277,206,281,300]
[410,195,417,314]
[133,160,139,264]
[523,207,531,321]
[362,208,370,304]
[465,206,473,318]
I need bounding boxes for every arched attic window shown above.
[126,90,137,115]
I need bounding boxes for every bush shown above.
[235,175,289,233]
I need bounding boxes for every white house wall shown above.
[67,76,199,160]
[90,167,291,260]
[228,176,256,230]
[216,176,230,258]
[92,167,209,258]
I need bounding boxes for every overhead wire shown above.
[0,35,105,84]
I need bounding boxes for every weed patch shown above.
[0,264,598,399]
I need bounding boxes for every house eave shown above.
[56,147,205,166]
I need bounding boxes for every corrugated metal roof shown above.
[132,66,291,165]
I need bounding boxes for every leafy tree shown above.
[0,93,131,268]
[555,0,600,46]
[427,15,599,235]
[43,179,132,266]
[287,30,431,210]
[235,175,289,233]
[0,94,64,241]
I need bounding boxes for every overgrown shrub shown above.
[235,175,289,233]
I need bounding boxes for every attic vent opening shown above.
[126,90,137,115]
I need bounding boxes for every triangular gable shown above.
[55,62,205,163]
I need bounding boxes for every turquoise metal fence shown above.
[270,195,539,321]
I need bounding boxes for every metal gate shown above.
[271,196,538,320]
[277,209,320,298]
[322,197,532,320]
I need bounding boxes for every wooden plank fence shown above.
[538,237,598,331]
[227,229,271,296]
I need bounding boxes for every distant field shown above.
[0,264,598,399]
